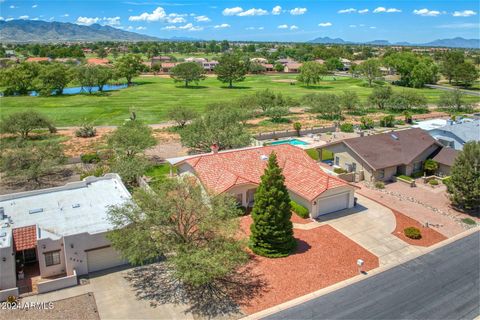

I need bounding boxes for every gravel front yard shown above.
[239,216,379,314]
[1,293,99,320]
[391,210,447,246]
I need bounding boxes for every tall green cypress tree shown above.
[249,152,296,257]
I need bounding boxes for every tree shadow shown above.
[220,86,252,90]
[124,261,268,318]
[291,238,312,255]
[174,85,209,89]
[300,85,334,90]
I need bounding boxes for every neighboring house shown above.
[432,147,459,176]
[167,145,356,219]
[412,119,448,131]
[261,63,274,72]
[250,57,268,64]
[160,62,178,73]
[0,174,130,297]
[276,58,295,65]
[321,128,442,182]
[184,57,207,63]
[151,56,171,64]
[428,119,480,150]
[284,62,302,73]
[86,58,110,66]
[340,58,351,70]
[202,60,218,72]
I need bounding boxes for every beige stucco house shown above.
[321,128,443,182]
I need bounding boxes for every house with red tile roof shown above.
[168,145,355,219]
[25,57,51,62]
[86,58,110,65]
[0,174,130,298]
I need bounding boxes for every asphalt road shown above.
[264,232,480,320]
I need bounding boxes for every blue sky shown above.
[1,1,479,42]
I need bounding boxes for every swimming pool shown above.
[269,139,310,146]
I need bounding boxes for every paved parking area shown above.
[312,195,425,266]
[20,266,193,320]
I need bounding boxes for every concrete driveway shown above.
[315,195,425,266]
[20,266,193,320]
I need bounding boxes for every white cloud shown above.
[349,24,357,28]
[369,26,377,29]
[223,7,243,16]
[338,8,356,14]
[136,26,146,30]
[238,8,268,16]
[32,4,38,8]
[63,14,69,17]
[103,16,120,26]
[277,24,288,29]
[452,10,477,17]
[49,17,54,21]
[290,8,307,15]
[9,5,16,9]
[413,9,441,17]
[290,25,298,30]
[318,22,332,27]
[373,7,401,13]
[167,17,186,23]
[358,9,369,14]
[6,18,14,21]
[76,17,100,25]
[0,17,3,21]
[162,23,203,31]
[194,15,210,22]
[214,23,230,29]
[129,7,166,21]
[272,5,282,15]
[127,26,133,30]
[19,15,29,20]
[258,27,264,30]
[437,23,479,29]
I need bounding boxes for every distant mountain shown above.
[0,20,160,42]
[308,37,350,45]
[309,36,479,48]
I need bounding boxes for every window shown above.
[352,163,357,172]
[378,169,385,179]
[335,156,340,166]
[44,251,61,267]
[235,193,243,205]
[413,161,422,172]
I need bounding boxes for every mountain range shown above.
[308,36,480,49]
[0,20,160,42]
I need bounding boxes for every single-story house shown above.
[428,119,479,150]
[261,63,274,72]
[321,128,442,182]
[250,57,268,64]
[0,174,130,298]
[151,56,171,64]
[160,62,178,73]
[86,58,110,66]
[432,147,459,176]
[167,145,356,219]
[412,119,448,131]
[284,62,302,73]
[202,60,219,72]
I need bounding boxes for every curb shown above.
[241,227,479,320]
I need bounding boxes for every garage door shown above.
[314,193,350,218]
[86,246,127,273]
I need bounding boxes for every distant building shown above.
[284,62,302,73]
[86,58,110,66]
[25,57,51,63]
[202,60,218,72]
[428,119,480,150]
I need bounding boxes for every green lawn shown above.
[1,74,479,126]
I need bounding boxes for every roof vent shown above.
[72,204,81,208]
[29,208,43,214]
[390,133,399,140]
[260,155,268,161]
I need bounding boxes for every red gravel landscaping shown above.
[290,212,312,224]
[238,216,379,314]
[391,209,447,246]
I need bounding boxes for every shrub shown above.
[461,218,477,226]
[79,166,106,180]
[340,123,354,133]
[80,153,101,164]
[374,181,385,189]
[380,115,395,127]
[333,167,347,174]
[396,174,413,182]
[360,116,374,130]
[290,201,309,219]
[411,171,424,179]
[429,179,439,186]
[442,177,451,185]
[404,227,422,239]
[75,124,97,138]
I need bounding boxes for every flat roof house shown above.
[0,174,130,298]
[167,145,355,219]
[321,128,442,182]
[428,119,480,150]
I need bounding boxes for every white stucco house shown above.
[0,174,130,300]
[166,145,356,219]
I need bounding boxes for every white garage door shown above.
[315,192,350,218]
[86,246,127,273]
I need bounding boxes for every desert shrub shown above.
[429,179,439,186]
[360,116,374,130]
[80,153,101,164]
[333,167,347,174]
[404,227,422,239]
[79,166,107,180]
[290,201,309,219]
[380,115,395,127]
[75,124,97,138]
[374,181,385,189]
[340,123,354,133]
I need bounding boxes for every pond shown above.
[1,84,128,97]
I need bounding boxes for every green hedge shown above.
[396,174,413,182]
[334,167,347,174]
[340,123,354,133]
[290,200,309,219]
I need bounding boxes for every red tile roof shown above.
[183,145,349,201]
[26,57,50,62]
[87,58,110,65]
[12,225,37,251]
